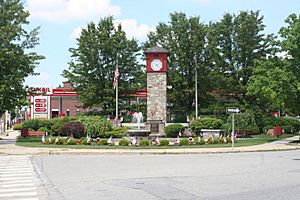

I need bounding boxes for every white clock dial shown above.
[150,59,163,71]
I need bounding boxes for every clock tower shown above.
[144,46,169,134]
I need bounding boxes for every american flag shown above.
[113,64,119,89]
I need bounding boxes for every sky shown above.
[24,0,300,88]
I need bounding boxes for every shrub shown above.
[77,116,112,138]
[55,137,67,145]
[39,120,54,130]
[99,139,108,145]
[61,122,85,138]
[207,137,213,144]
[190,117,223,132]
[164,124,185,138]
[38,127,50,132]
[22,119,54,131]
[67,138,77,145]
[283,125,294,134]
[22,119,41,131]
[257,115,300,133]
[81,138,91,145]
[118,138,129,146]
[13,124,22,130]
[196,137,205,145]
[160,139,169,146]
[214,137,224,144]
[220,123,231,135]
[278,118,300,132]
[139,139,150,146]
[100,127,128,138]
[50,123,63,136]
[263,125,274,133]
[240,125,260,135]
[179,138,189,145]
[51,117,72,125]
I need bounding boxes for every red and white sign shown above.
[31,96,50,119]
[31,87,52,95]
[272,111,279,117]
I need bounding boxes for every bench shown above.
[200,129,226,139]
[235,129,253,138]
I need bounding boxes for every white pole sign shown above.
[226,107,240,149]
[226,107,240,113]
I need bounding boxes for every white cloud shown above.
[27,0,121,23]
[115,19,155,41]
[70,25,87,40]
[35,72,50,81]
[70,19,154,41]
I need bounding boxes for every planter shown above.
[28,131,45,137]
[21,128,29,137]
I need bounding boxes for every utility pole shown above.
[194,56,198,119]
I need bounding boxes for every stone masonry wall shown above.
[147,73,167,122]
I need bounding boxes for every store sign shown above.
[32,96,50,119]
[31,87,52,95]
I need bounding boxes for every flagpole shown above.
[116,54,119,121]
[194,55,198,119]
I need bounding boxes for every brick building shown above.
[29,82,86,119]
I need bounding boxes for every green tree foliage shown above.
[145,12,208,120]
[279,13,300,113]
[0,0,44,115]
[247,58,298,112]
[207,11,274,105]
[63,16,144,116]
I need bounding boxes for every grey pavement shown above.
[0,130,300,155]
[33,151,300,200]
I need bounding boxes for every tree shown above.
[206,11,275,113]
[0,0,43,115]
[145,12,208,121]
[63,16,144,116]
[246,58,298,113]
[279,13,300,114]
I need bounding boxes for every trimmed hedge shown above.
[139,139,150,146]
[179,138,189,145]
[190,117,223,132]
[159,140,169,146]
[164,124,184,138]
[38,127,50,132]
[118,138,129,146]
[100,127,129,138]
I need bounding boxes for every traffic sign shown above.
[226,107,240,113]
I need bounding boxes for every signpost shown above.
[226,107,240,149]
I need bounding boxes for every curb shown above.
[1,130,300,155]
[1,143,300,155]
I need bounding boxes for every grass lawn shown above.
[16,134,295,149]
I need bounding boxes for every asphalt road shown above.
[32,150,300,200]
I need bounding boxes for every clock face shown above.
[150,59,163,71]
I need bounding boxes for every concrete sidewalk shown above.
[0,130,300,155]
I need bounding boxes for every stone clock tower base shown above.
[144,46,169,136]
[145,73,167,136]
[147,73,167,122]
